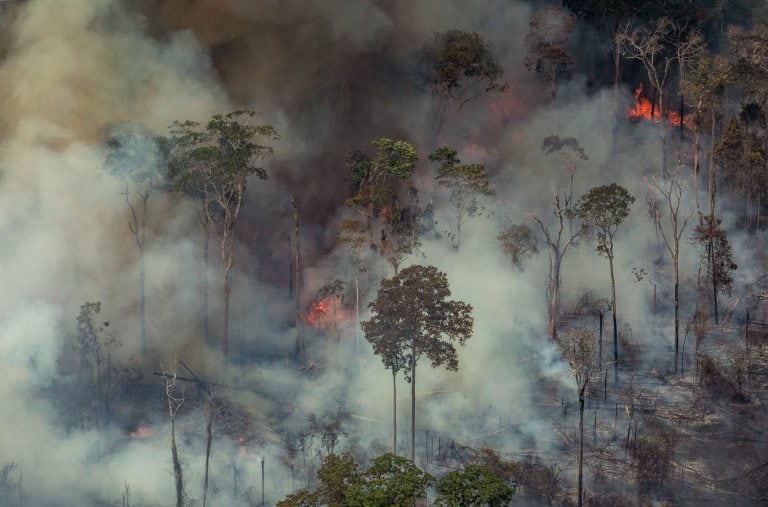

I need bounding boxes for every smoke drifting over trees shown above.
[1,0,768,505]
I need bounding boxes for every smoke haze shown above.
[0,0,758,505]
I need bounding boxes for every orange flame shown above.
[128,426,153,438]
[628,83,660,122]
[303,299,329,327]
[302,297,354,329]
[627,83,689,128]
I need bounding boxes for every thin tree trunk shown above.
[139,251,147,354]
[674,252,680,375]
[293,195,303,357]
[411,359,416,462]
[578,390,585,507]
[549,254,561,340]
[613,26,621,115]
[203,225,209,343]
[708,112,716,217]
[333,296,340,343]
[169,397,184,507]
[223,268,230,356]
[455,206,462,249]
[709,240,719,324]
[393,372,397,455]
[202,394,214,507]
[609,254,619,385]
[598,311,603,367]
[355,270,360,372]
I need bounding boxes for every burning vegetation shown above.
[627,83,690,127]
[4,1,768,506]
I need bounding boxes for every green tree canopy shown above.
[419,30,505,107]
[316,452,360,507]
[363,265,473,379]
[347,453,434,507]
[167,110,278,354]
[429,146,494,248]
[363,265,473,460]
[576,183,635,257]
[498,223,539,270]
[435,464,516,507]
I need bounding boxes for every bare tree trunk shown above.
[411,358,416,462]
[392,372,397,455]
[598,311,603,367]
[549,254,561,340]
[203,225,209,343]
[355,269,360,372]
[709,240,719,325]
[293,195,303,357]
[165,377,184,507]
[455,205,462,249]
[609,254,619,385]
[223,268,230,356]
[674,250,680,375]
[613,26,621,115]
[708,112,716,217]
[139,252,147,354]
[578,390,585,507]
[202,393,215,507]
[333,296,340,343]
[171,419,184,507]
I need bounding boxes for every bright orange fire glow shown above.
[304,299,329,326]
[302,296,354,329]
[628,83,660,122]
[627,83,688,128]
[128,426,153,438]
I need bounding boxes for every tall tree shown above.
[429,146,495,248]
[381,187,423,274]
[617,17,704,175]
[647,174,694,374]
[161,369,185,507]
[558,328,600,507]
[529,135,587,340]
[728,24,768,145]
[418,30,506,134]
[338,218,369,370]
[74,301,118,429]
[105,129,167,354]
[684,54,729,215]
[362,265,474,461]
[346,138,418,251]
[617,17,675,130]
[524,6,576,101]
[169,111,278,355]
[692,215,737,324]
[715,112,768,229]
[577,183,635,383]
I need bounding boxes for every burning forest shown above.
[2,0,768,506]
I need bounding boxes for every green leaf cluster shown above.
[362,265,473,379]
[435,464,516,507]
[576,183,635,257]
[419,30,505,99]
[168,110,278,200]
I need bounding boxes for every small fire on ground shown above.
[127,425,153,439]
[627,83,690,128]
[303,297,354,329]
